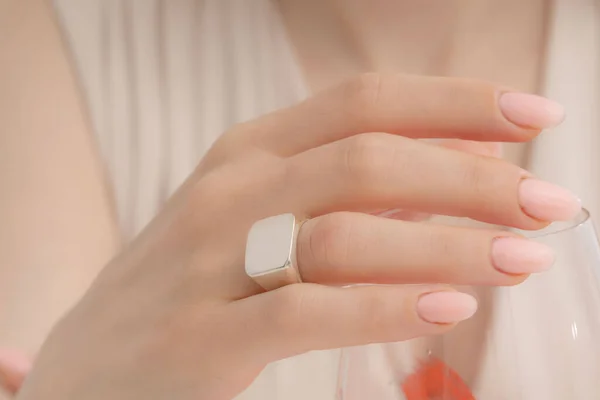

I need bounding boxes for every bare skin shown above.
[0,0,558,398]
[278,0,550,165]
[0,0,119,392]
[277,0,550,386]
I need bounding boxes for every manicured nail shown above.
[519,178,581,221]
[416,292,478,324]
[499,93,565,129]
[0,349,30,392]
[491,237,555,274]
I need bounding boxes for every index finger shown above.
[235,74,563,156]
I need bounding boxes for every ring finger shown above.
[296,212,555,286]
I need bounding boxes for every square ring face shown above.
[245,213,297,277]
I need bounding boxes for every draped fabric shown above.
[52,0,599,398]
[529,0,600,227]
[54,0,308,238]
[53,1,336,399]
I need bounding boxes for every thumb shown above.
[0,349,33,395]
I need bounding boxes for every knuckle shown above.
[302,213,354,271]
[343,73,385,126]
[354,291,403,339]
[205,122,254,165]
[350,73,384,104]
[457,155,489,203]
[194,158,286,209]
[342,133,397,189]
[425,229,454,261]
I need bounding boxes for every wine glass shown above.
[336,209,600,399]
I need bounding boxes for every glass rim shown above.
[521,208,591,238]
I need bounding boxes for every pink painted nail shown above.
[416,292,478,324]
[519,179,581,221]
[499,93,565,129]
[0,350,29,373]
[491,237,555,274]
[0,349,31,393]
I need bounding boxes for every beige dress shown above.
[52,0,600,398]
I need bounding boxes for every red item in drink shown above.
[401,358,476,400]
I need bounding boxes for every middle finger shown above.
[285,133,580,229]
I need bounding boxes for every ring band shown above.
[245,213,305,291]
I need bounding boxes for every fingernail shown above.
[491,237,555,274]
[0,349,30,392]
[519,179,581,221]
[499,93,565,129]
[417,292,478,324]
[0,349,31,371]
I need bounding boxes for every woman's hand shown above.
[16,74,576,400]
